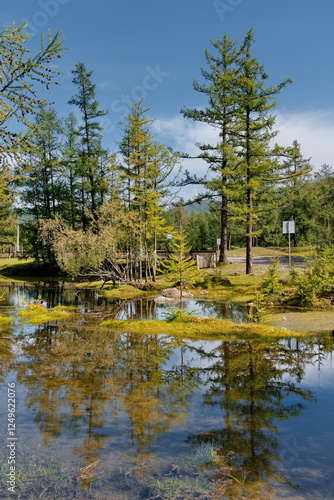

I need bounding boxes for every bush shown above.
[261,260,281,296]
[289,249,334,306]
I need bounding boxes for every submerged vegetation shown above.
[0,438,232,499]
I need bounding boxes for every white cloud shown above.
[155,110,334,176]
[153,116,219,188]
[154,116,219,158]
[275,110,334,169]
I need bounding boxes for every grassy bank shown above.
[0,247,323,308]
[0,258,60,281]
[0,255,293,303]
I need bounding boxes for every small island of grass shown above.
[19,304,73,325]
[100,315,314,341]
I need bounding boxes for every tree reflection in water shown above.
[186,337,332,499]
[14,319,201,488]
[6,299,334,498]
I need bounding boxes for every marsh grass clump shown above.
[100,316,310,340]
[0,313,12,325]
[172,444,216,474]
[18,298,72,324]
[151,476,215,499]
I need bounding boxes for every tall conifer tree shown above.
[233,29,292,273]
[68,63,108,226]
[22,105,63,220]
[182,34,240,263]
[118,101,178,280]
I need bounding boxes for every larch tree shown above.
[304,165,334,246]
[68,62,108,227]
[22,105,63,221]
[0,22,64,244]
[181,29,308,273]
[159,227,198,297]
[61,112,81,229]
[0,22,64,157]
[118,101,179,281]
[232,28,292,274]
[278,140,312,246]
[181,34,241,263]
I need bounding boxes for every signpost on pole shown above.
[282,221,295,267]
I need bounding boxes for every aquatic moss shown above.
[100,315,313,340]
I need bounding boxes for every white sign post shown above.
[282,221,295,267]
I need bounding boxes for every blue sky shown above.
[4,0,334,174]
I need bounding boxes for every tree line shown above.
[0,23,332,279]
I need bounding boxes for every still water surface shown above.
[0,283,334,499]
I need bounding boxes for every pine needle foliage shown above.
[159,228,199,296]
[0,22,65,156]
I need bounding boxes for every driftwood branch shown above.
[79,259,158,291]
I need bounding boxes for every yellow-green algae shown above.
[100,316,316,340]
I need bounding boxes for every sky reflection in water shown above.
[0,284,334,499]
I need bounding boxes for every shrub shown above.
[289,249,334,306]
[261,260,281,296]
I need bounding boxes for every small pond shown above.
[0,283,334,499]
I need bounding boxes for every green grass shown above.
[76,281,160,299]
[0,257,34,275]
[73,258,294,304]
[103,284,156,299]
[226,245,313,258]
[100,315,314,340]
[0,258,59,280]
[227,247,287,257]
[0,247,309,306]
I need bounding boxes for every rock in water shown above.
[162,288,193,299]
[154,296,177,303]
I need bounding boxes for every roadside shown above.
[228,255,305,268]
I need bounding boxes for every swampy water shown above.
[1,283,334,499]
